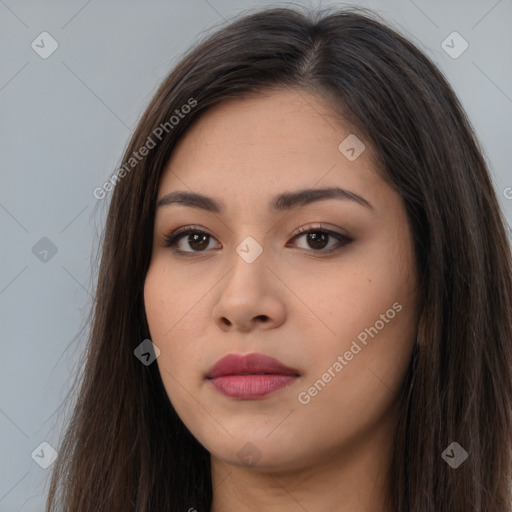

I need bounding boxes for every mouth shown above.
[206,352,300,399]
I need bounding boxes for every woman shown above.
[46,5,512,511]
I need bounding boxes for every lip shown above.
[206,352,300,399]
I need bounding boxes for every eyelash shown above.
[162,224,353,257]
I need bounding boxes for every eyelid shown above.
[291,222,347,238]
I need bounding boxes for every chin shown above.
[204,432,311,472]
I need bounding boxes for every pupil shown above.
[190,234,208,250]
[308,232,327,249]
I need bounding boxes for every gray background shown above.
[1,0,511,510]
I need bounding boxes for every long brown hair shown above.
[46,5,512,511]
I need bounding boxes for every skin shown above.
[144,87,419,512]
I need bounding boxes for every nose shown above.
[212,248,286,333]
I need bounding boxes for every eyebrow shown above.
[156,186,374,213]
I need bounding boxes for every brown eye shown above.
[164,228,219,253]
[183,232,210,251]
[289,228,352,253]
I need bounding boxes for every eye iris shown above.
[188,233,209,251]
[307,232,328,250]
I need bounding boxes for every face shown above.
[144,87,418,472]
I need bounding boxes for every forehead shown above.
[156,88,384,215]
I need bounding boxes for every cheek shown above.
[294,301,416,446]
[144,262,197,343]
[291,239,417,407]
[143,265,206,397]
[288,264,407,359]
